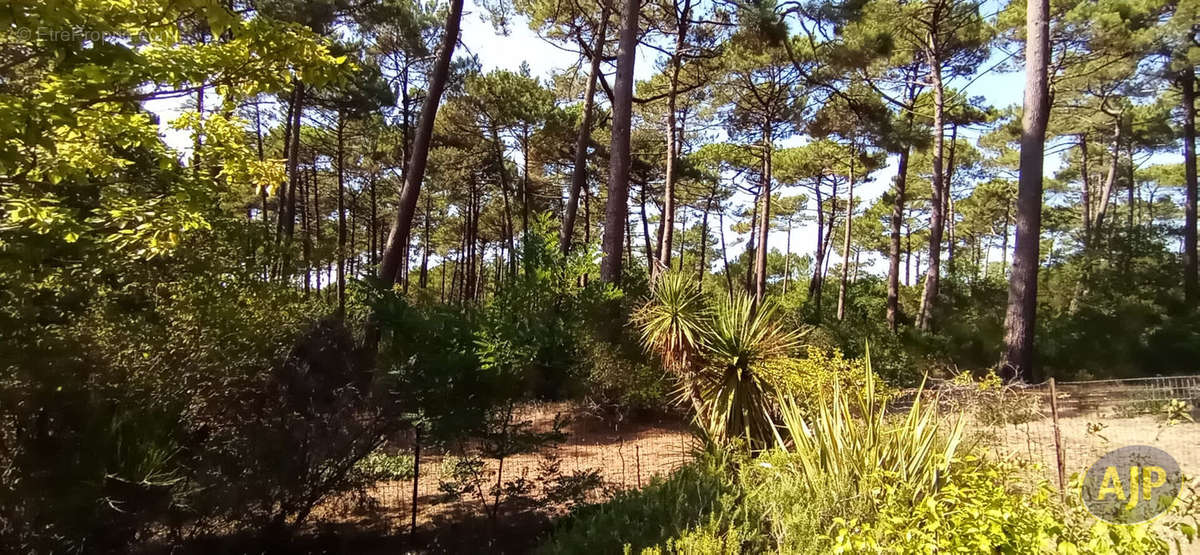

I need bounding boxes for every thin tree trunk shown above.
[945,124,958,276]
[699,191,713,291]
[284,83,304,245]
[1001,208,1009,275]
[745,195,758,293]
[420,195,431,288]
[677,210,687,270]
[1182,66,1198,305]
[641,185,655,270]
[754,126,773,303]
[312,165,320,291]
[905,223,912,286]
[887,119,914,331]
[492,126,518,276]
[655,0,692,279]
[1080,134,1092,245]
[600,0,639,283]
[370,174,378,268]
[1093,119,1122,240]
[1001,0,1050,381]
[560,6,609,253]
[301,168,311,295]
[378,0,464,286]
[918,50,946,331]
[719,209,733,299]
[783,215,792,295]
[254,100,269,231]
[837,152,855,321]
[336,113,347,315]
[810,175,825,317]
[521,127,531,240]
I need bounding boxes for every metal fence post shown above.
[1048,378,1067,499]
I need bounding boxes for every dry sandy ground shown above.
[316,403,694,534]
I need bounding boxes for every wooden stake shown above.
[1049,378,1067,499]
[636,445,642,488]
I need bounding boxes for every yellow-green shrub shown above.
[756,347,880,415]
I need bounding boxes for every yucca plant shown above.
[777,345,965,501]
[635,277,804,450]
[698,293,802,450]
[633,271,708,411]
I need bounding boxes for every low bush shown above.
[354,451,416,481]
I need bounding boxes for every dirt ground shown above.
[312,403,693,552]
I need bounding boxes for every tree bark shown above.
[754,125,773,303]
[719,209,733,299]
[1181,67,1197,305]
[640,184,655,270]
[809,175,826,319]
[1001,0,1050,382]
[336,113,347,316]
[492,126,518,276]
[945,124,957,275]
[560,7,609,254]
[887,109,915,331]
[420,194,431,288]
[378,0,463,286]
[655,0,692,279]
[1079,134,1092,246]
[837,152,855,321]
[918,49,946,331]
[783,214,792,295]
[1092,119,1122,240]
[600,0,638,283]
[699,192,712,291]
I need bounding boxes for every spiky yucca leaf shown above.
[634,272,709,412]
[634,272,707,373]
[696,293,801,449]
[777,345,966,501]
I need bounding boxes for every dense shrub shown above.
[756,346,876,415]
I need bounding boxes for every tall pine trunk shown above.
[887,103,916,331]
[918,50,946,331]
[655,0,692,279]
[1181,67,1197,305]
[837,152,855,321]
[560,7,608,253]
[379,0,462,287]
[753,125,773,303]
[600,0,638,283]
[334,115,348,315]
[1001,0,1050,381]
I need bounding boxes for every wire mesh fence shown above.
[314,377,1200,544]
[316,403,695,538]
[898,375,1200,492]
